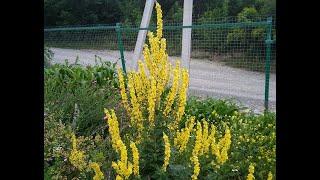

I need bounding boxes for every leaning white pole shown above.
[181,0,193,70]
[133,0,155,70]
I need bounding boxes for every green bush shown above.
[185,97,239,120]
[44,108,111,179]
[44,60,125,136]
[44,109,75,179]
[45,94,275,179]
[185,97,276,179]
[44,63,275,180]
[237,7,259,22]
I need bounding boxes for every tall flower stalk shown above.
[103,2,232,179]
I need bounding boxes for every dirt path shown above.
[50,48,276,114]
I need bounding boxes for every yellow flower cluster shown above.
[191,155,200,180]
[213,128,232,164]
[117,68,130,112]
[155,2,163,39]
[157,38,171,103]
[163,61,180,117]
[194,122,203,154]
[104,109,122,153]
[206,124,217,154]
[147,77,157,126]
[174,69,189,129]
[190,121,203,180]
[174,116,195,153]
[112,140,133,179]
[104,2,197,179]
[115,2,188,134]
[200,120,209,155]
[130,141,140,176]
[246,164,255,180]
[267,171,273,180]
[163,133,171,171]
[133,68,145,105]
[190,121,232,179]
[144,9,170,92]
[142,43,153,76]
[90,162,104,180]
[105,109,141,179]
[137,60,149,100]
[116,175,123,180]
[145,32,170,100]
[102,2,239,177]
[127,72,143,129]
[69,133,86,171]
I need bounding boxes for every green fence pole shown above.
[264,17,273,112]
[116,23,127,74]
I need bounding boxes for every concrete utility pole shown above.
[181,0,193,70]
[133,0,156,70]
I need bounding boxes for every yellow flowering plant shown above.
[102,3,233,179]
[44,2,277,180]
[45,109,111,180]
[246,163,255,180]
[185,97,276,179]
[90,162,104,180]
[45,2,275,179]
[69,133,87,171]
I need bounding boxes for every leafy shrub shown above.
[45,97,275,180]
[44,59,124,136]
[185,97,239,121]
[237,7,259,22]
[185,97,276,179]
[44,3,275,180]
[45,59,118,91]
[44,109,76,179]
[100,3,233,179]
[44,109,111,179]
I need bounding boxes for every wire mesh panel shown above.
[44,17,276,112]
[188,17,276,113]
[163,23,183,57]
[116,25,139,71]
[117,22,184,71]
[44,26,119,66]
[44,26,118,49]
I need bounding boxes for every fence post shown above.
[116,23,127,74]
[181,0,193,70]
[264,17,273,112]
[133,0,155,70]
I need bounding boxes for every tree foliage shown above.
[44,0,275,27]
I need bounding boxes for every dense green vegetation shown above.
[44,59,122,136]
[44,2,276,179]
[44,61,275,179]
[44,0,275,27]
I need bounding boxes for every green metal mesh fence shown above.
[44,16,276,112]
[44,26,118,50]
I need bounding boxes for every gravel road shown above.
[50,48,276,114]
